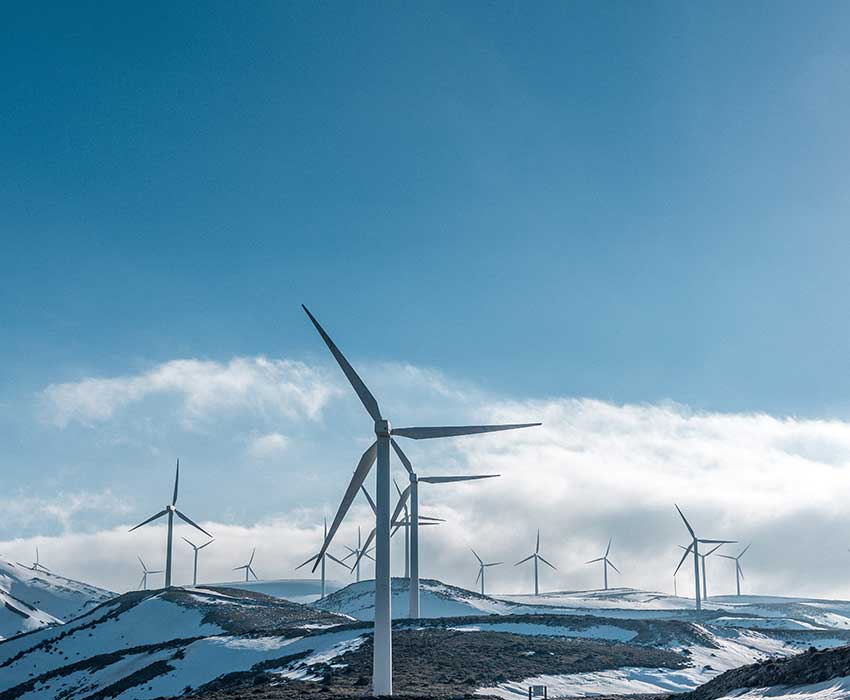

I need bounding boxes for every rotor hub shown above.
[374,419,391,437]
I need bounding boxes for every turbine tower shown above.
[137,557,163,590]
[129,459,211,587]
[302,304,540,696]
[234,548,258,582]
[679,543,724,599]
[585,538,620,590]
[182,537,214,587]
[674,505,735,611]
[718,544,751,596]
[392,479,444,579]
[19,548,50,573]
[295,518,348,598]
[472,549,502,596]
[340,526,375,582]
[515,529,557,595]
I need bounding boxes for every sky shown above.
[2,2,850,598]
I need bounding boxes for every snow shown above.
[715,676,850,700]
[449,622,638,642]
[213,578,343,604]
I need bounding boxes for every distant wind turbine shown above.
[129,459,211,587]
[301,304,540,696]
[234,548,259,582]
[19,547,50,573]
[295,518,348,598]
[137,557,163,590]
[679,542,724,599]
[718,544,751,596]
[340,526,374,582]
[472,549,502,595]
[515,529,557,595]
[674,505,735,611]
[586,538,620,591]
[392,479,444,579]
[182,537,214,587]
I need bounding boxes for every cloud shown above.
[41,357,342,429]
[0,490,132,535]
[246,432,291,458]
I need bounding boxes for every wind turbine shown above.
[674,505,735,611]
[392,479,443,579]
[137,557,163,590]
[585,538,620,591]
[182,537,214,587]
[295,518,348,598]
[515,529,557,595]
[302,304,540,696]
[718,544,751,596]
[129,459,211,587]
[19,547,50,573]
[234,548,259,582]
[472,549,502,596]
[679,543,724,600]
[340,526,375,582]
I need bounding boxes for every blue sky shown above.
[3,3,850,595]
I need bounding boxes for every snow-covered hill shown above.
[0,558,113,640]
[212,577,342,604]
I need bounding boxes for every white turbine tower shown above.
[341,526,375,582]
[137,557,163,590]
[718,544,751,597]
[234,548,259,582]
[679,542,724,599]
[515,529,557,596]
[392,479,443,578]
[295,518,348,598]
[303,305,540,696]
[585,538,620,591]
[472,549,502,596]
[674,505,735,611]
[129,459,211,588]
[182,537,214,587]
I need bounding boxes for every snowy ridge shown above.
[0,558,113,640]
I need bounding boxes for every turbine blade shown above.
[419,474,499,484]
[129,509,168,532]
[536,529,540,554]
[605,538,612,557]
[182,536,196,548]
[475,569,482,584]
[326,553,347,566]
[738,562,745,580]
[608,560,621,574]
[538,555,557,570]
[704,543,724,556]
[302,305,382,422]
[313,441,378,572]
[340,550,356,562]
[698,539,736,545]
[175,510,212,538]
[471,548,483,564]
[198,539,214,550]
[514,554,534,566]
[295,553,319,570]
[391,484,412,525]
[717,554,736,560]
[486,562,503,567]
[354,528,377,570]
[675,504,695,537]
[674,542,693,575]
[249,548,256,566]
[418,515,446,522]
[363,551,375,562]
[390,438,414,475]
[360,484,378,515]
[138,556,146,570]
[739,543,751,558]
[586,557,605,564]
[392,423,541,440]
[172,458,180,505]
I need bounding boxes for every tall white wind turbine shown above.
[515,529,557,596]
[302,305,540,696]
[472,549,502,596]
[718,544,751,596]
[137,557,163,590]
[674,505,735,611]
[585,538,620,591]
[295,518,348,598]
[680,543,724,599]
[182,537,214,587]
[19,548,50,573]
[129,460,211,588]
[234,548,259,582]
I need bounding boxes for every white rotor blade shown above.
[295,553,319,570]
[172,459,180,505]
[182,536,196,549]
[674,542,693,575]
[698,539,736,545]
[605,538,612,557]
[514,554,534,566]
[471,548,483,565]
[175,510,212,537]
[302,305,382,422]
[390,438,414,475]
[675,504,695,537]
[485,562,503,567]
[538,555,557,570]
[327,553,347,567]
[607,559,621,574]
[585,557,605,564]
[198,539,214,550]
[129,509,168,532]
[739,543,751,558]
[360,484,378,515]
[419,474,499,484]
[312,441,378,572]
[392,423,541,440]
[475,568,482,584]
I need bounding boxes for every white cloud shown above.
[0,490,132,535]
[41,357,342,428]
[246,432,291,458]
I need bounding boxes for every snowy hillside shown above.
[212,577,343,604]
[0,558,113,640]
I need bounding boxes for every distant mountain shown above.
[211,577,343,604]
[0,558,113,639]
